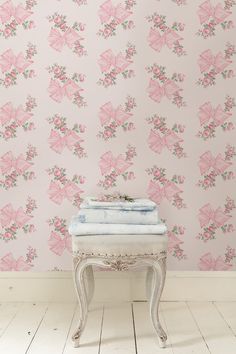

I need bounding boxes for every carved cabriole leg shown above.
[148,256,167,348]
[84,265,94,305]
[146,266,153,301]
[72,256,89,348]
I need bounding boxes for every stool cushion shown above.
[72,234,168,256]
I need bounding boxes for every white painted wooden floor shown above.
[0,301,236,354]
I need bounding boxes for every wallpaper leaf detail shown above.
[48,13,86,57]
[97,43,136,87]
[147,12,186,56]
[0,96,36,140]
[47,166,84,207]
[196,0,235,38]
[146,166,186,208]
[196,197,235,242]
[196,96,235,140]
[0,146,37,189]
[197,43,236,87]
[0,0,36,39]
[197,145,236,189]
[0,44,36,87]
[167,225,187,260]
[146,115,186,158]
[47,114,87,157]
[146,64,186,107]
[98,145,136,189]
[97,0,136,39]
[97,96,136,140]
[47,64,86,107]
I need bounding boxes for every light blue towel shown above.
[77,208,158,224]
[69,218,167,235]
[81,197,156,211]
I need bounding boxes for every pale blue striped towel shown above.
[81,197,156,211]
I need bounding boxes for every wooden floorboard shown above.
[0,301,235,353]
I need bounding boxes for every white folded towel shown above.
[81,197,156,211]
[69,218,167,235]
[77,207,158,224]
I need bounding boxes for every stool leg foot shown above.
[148,257,167,348]
[72,259,89,347]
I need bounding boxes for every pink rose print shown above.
[0,0,36,39]
[46,166,84,207]
[97,42,136,87]
[98,145,136,189]
[167,225,187,260]
[196,0,235,39]
[0,197,36,242]
[47,64,86,108]
[0,96,36,140]
[0,246,37,270]
[198,251,232,270]
[225,245,236,264]
[97,96,136,140]
[196,197,235,242]
[47,114,86,158]
[0,145,37,190]
[147,12,186,56]
[48,13,86,57]
[197,43,236,88]
[197,145,236,189]
[146,166,186,209]
[197,96,235,140]
[146,115,186,159]
[97,0,135,39]
[0,43,36,87]
[146,64,186,107]
[47,217,72,256]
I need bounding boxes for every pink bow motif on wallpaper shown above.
[198,203,230,228]
[199,252,232,270]
[148,79,181,103]
[0,252,31,271]
[198,49,231,73]
[48,181,82,205]
[99,151,132,176]
[0,102,32,126]
[147,180,182,205]
[0,0,32,24]
[198,151,231,175]
[168,231,183,253]
[0,203,31,228]
[48,130,82,154]
[48,231,72,256]
[48,28,81,52]
[99,102,132,126]
[98,0,132,24]
[98,49,132,73]
[197,0,231,25]
[148,28,182,53]
[198,102,231,126]
[0,49,32,73]
[0,151,32,175]
[48,79,81,103]
[148,129,183,154]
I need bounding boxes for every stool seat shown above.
[72,234,168,257]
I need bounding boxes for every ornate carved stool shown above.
[69,230,168,349]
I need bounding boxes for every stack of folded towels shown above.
[69,195,167,235]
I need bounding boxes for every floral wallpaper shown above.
[0,0,235,271]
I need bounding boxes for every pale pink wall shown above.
[0,0,235,271]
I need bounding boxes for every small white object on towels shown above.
[69,218,167,235]
[80,197,156,211]
[77,207,158,224]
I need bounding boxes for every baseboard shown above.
[0,271,235,302]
